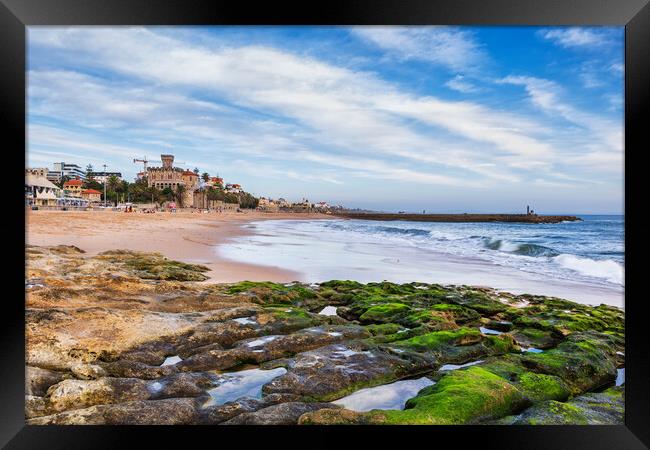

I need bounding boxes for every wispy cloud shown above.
[444,75,481,93]
[538,27,618,50]
[352,26,487,72]
[26,27,623,211]
[499,75,622,172]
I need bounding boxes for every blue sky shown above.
[27,26,624,214]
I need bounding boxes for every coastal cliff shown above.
[26,245,623,425]
[333,213,582,224]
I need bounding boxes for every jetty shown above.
[332,213,582,224]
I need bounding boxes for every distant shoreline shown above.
[25,210,333,284]
[332,213,582,224]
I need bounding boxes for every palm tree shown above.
[202,172,210,182]
[106,175,120,193]
[175,183,187,208]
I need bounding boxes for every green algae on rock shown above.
[97,250,210,281]
[494,386,624,425]
[26,245,625,425]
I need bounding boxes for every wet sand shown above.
[26,210,332,283]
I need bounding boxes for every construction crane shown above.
[133,155,188,176]
[133,156,160,173]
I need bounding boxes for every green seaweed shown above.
[369,367,530,424]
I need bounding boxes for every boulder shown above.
[223,402,340,425]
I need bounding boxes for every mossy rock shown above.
[510,327,559,350]
[454,291,508,316]
[318,280,364,292]
[515,372,571,402]
[223,281,317,304]
[520,332,618,395]
[401,310,457,330]
[502,386,624,425]
[369,366,530,424]
[358,303,411,324]
[394,327,483,352]
[484,334,518,354]
[486,320,513,332]
[429,303,481,324]
[365,323,403,336]
[388,328,517,364]
[259,307,323,332]
[97,250,210,281]
[365,326,428,344]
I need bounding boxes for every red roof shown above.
[64,180,83,186]
[182,171,197,177]
[82,189,101,194]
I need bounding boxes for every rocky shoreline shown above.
[25,245,624,425]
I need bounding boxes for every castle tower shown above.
[161,154,174,169]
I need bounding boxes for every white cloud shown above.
[499,75,623,173]
[608,62,624,75]
[444,75,480,93]
[352,26,486,72]
[538,27,616,50]
[27,27,622,192]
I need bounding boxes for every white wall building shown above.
[25,174,62,207]
[88,171,123,184]
[52,162,86,181]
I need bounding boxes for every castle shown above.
[146,154,199,207]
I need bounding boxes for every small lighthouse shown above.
[527,205,530,215]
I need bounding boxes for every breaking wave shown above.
[554,254,624,285]
[483,239,559,257]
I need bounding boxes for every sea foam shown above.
[554,254,624,285]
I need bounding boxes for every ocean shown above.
[218,215,624,307]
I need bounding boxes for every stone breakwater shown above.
[333,213,582,224]
[25,245,623,425]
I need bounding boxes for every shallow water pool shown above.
[333,377,435,412]
[204,367,287,407]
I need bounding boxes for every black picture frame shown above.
[2,0,648,448]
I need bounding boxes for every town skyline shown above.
[27,26,624,214]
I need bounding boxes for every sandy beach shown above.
[26,210,333,283]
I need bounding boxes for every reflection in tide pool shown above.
[479,327,502,335]
[616,368,625,386]
[520,347,543,353]
[319,306,338,316]
[204,367,287,407]
[333,377,434,412]
[161,355,182,366]
[439,360,483,371]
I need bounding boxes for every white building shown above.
[46,162,86,183]
[88,171,123,184]
[25,174,62,207]
[225,183,242,194]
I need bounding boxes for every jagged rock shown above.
[46,377,151,412]
[25,395,50,419]
[26,366,71,396]
[178,325,369,372]
[70,363,107,380]
[497,386,624,425]
[28,398,201,425]
[223,402,340,425]
[262,343,435,401]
